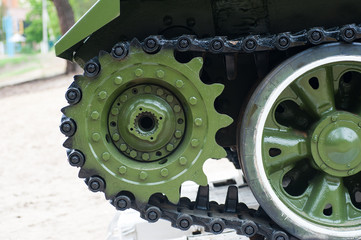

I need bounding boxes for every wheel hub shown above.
[311,112,361,177]
[109,84,185,162]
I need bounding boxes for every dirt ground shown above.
[0,76,115,240]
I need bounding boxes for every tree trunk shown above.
[52,0,77,74]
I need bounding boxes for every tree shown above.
[51,0,76,73]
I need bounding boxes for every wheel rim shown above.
[241,43,361,239]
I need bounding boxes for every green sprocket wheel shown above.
[61,41,232,204]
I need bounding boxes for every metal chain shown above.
[99,23,361,240]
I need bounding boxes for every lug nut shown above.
[87,176,105,192]
[84,60,100,78]
[145,206,161,222]
[113,195,131,211]
[111,43,128,59]
[60,118,76,137]
[65,87,82,105]
[276,35,290,50]
[68,150,85,167]
[176,214,193,230]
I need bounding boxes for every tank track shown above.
[62,23,361,240]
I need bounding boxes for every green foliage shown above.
[69,0,97,20]
[24,0,60,43]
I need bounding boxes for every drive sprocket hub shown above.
[61,41,232,203]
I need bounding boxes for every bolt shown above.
[144,86,152,93]
[112,133,120,141]
[68,150,85,167]
[166,144,174,152]
[111,108,119,116]
[191,139,199,147]
[120,95,128,103]
[120,144,127,152]
[175,130,182,138]
[92,133,101,142]
[102,152,110,161]
[311,31,322,41]
[142,153,150,161]
[180,219,189,228]
[212,223,222,233]
[246,39,256,50]
[139,171,148,180]
[118,166,127,174]
[86,63,96,73]
[345,29,355,39]
[312,135,318,143]
[179,156,187,165]
[189,96,198,105]
[156,89,164,96]
[179,39,190,49]
[116,199,127,209]
[114,46,124,57]
[66,88,81,105]
[279,37,289,47]
[60,119,76,137]
[194,118,203,126]
[156,70,165,78]
[88,177,105,192]
[114,195,131,211]
[212,40,223,51]
[331,115,338,122]
[160,168,169,177]
[245,226,254,235]
[114,76,123,85]
[175,80,184,88]
[348,169,355,175]
[98,91,108,100]
[91,111,100,120]
[174,105,181,113]
[146,39,156,49]
[135,68,143,77]
[147,211,158,221]
[130,150,137,158]
[166,95,174,103]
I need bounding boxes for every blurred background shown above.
[0,1,254,239]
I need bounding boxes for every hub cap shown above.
[240,43,361,239]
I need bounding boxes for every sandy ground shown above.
[0,76,115,240]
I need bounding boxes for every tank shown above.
[56,1,361,239]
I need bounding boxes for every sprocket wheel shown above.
[61,41,232,204]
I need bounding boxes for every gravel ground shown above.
[0,76,115,240]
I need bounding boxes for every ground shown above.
[0,76,115,240]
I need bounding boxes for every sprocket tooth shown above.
[187,57,204,72]
[164,188,181,204]
[73,75,83,82]
[98,50,113,66]
[63,138,73,149]
[194,171,208,186]
[61,106,68,114]
[210,83,225,97]
[217,113,234,129]
[129,38,143,51]
[210,143,227,159]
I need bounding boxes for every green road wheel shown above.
[240,43,361,239]
[62,42,232,204]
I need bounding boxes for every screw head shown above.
[66,87,81,105]
[176,214,193,230]
[279,37,289,47]
[88,176,105,192]
[114,195,131,211]
[178,39,190,50]
[345,29,355,38]
[146,39,156,49]
[145,207,161,222]
[118,166,127,174]
[84,61,100,78]
[143,38,159,53]
[60,118,76,137]
[68,150,85,167]
[180,219,189,228]
[179,156,187,166]
[211,39,223,52]
[311,31,322,41]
